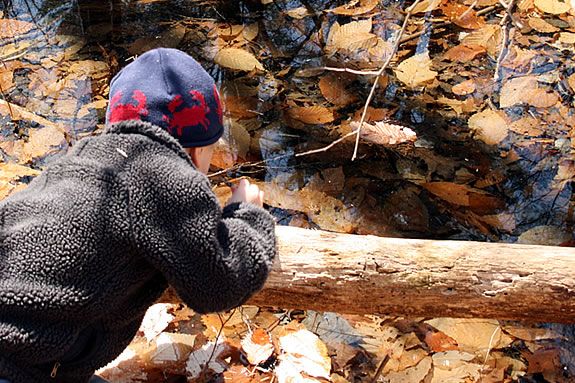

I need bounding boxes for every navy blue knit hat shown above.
[106,48,224,147]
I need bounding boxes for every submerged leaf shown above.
[0,18,34,39]
[286,106,334,125]
[351,120,417,145]
[328,0,379,15]
[326,19,377,53]
[468,109,509,145]
[215,48,264,71]
[394,53,437,87]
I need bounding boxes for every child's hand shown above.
[227,179,264,208]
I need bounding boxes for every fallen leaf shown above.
[326,19,377,54]
[186,340,230,379]
[452,79,476,95]
[503,325,562,341]
[215,48,264,71]
[534,0,570,14]
[558,31,575,43]
[422,182,503,212]
[20,126,67,163]
[277,327,331,380]
[319,74,358,106]
[149,332,196,365]
[441,2,485,29]
[528,17,560,32]
[509,116,544,136]
[426,318,513,357]
[394,53,438,88]
[286,106,334,125]
[286,6,313,18]
[222,365,264,382]
[139,303,176,342]
[0,162,40,182]
[0,18,34,38]
[241,328,274,365]
[328,0,379,15]
[517,225,571,245]
[350,120,417,145]
[443,44,486,62]
[468,109,509,145]
[526,347,562,374]
[500,76,559,108]
[424,330,459,352]
[410,0,443,13]
[384,356,432,383]
[431,353,482,383]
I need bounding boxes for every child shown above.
[0,48,276,383]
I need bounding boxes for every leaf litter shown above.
[2,0,575,381]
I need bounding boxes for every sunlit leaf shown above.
[0,162,40,182]
[384,356,432,383]
[426,318,513,357]
[277,327,331,380]
[286,105,334,125]
[409,0,442,13]
[534,0,570,14]
[329,0,379,15]
[431,352,482,383]
[394,53,437,87]
[215,48,264,71]
[139,303,176,342]
[468,109,509,145]
[240,328,274,365]
[424,330,459,352]
[185,340,230,379]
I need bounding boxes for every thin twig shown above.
[459,0,479,20]
[370,354,390,383]
[0,60,15,121]
[321,66,381,76]
[494,0,517,84]
[351,0,423,161]
[202,309,236,376]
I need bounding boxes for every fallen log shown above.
[164,226,575,323]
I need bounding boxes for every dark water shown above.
[1,0,573,243]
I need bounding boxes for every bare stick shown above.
[494,0,517,83]
[351,0,422,161]
[321,66,381,76]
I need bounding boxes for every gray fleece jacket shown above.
[0,120,276,383]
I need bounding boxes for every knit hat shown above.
[106,48,224,147]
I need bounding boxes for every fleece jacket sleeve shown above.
[127,149,276,314]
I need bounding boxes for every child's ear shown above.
[186,147,200,167]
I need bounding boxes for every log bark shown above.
[244,226,575,323]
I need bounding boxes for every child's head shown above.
[106,48,223,173]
